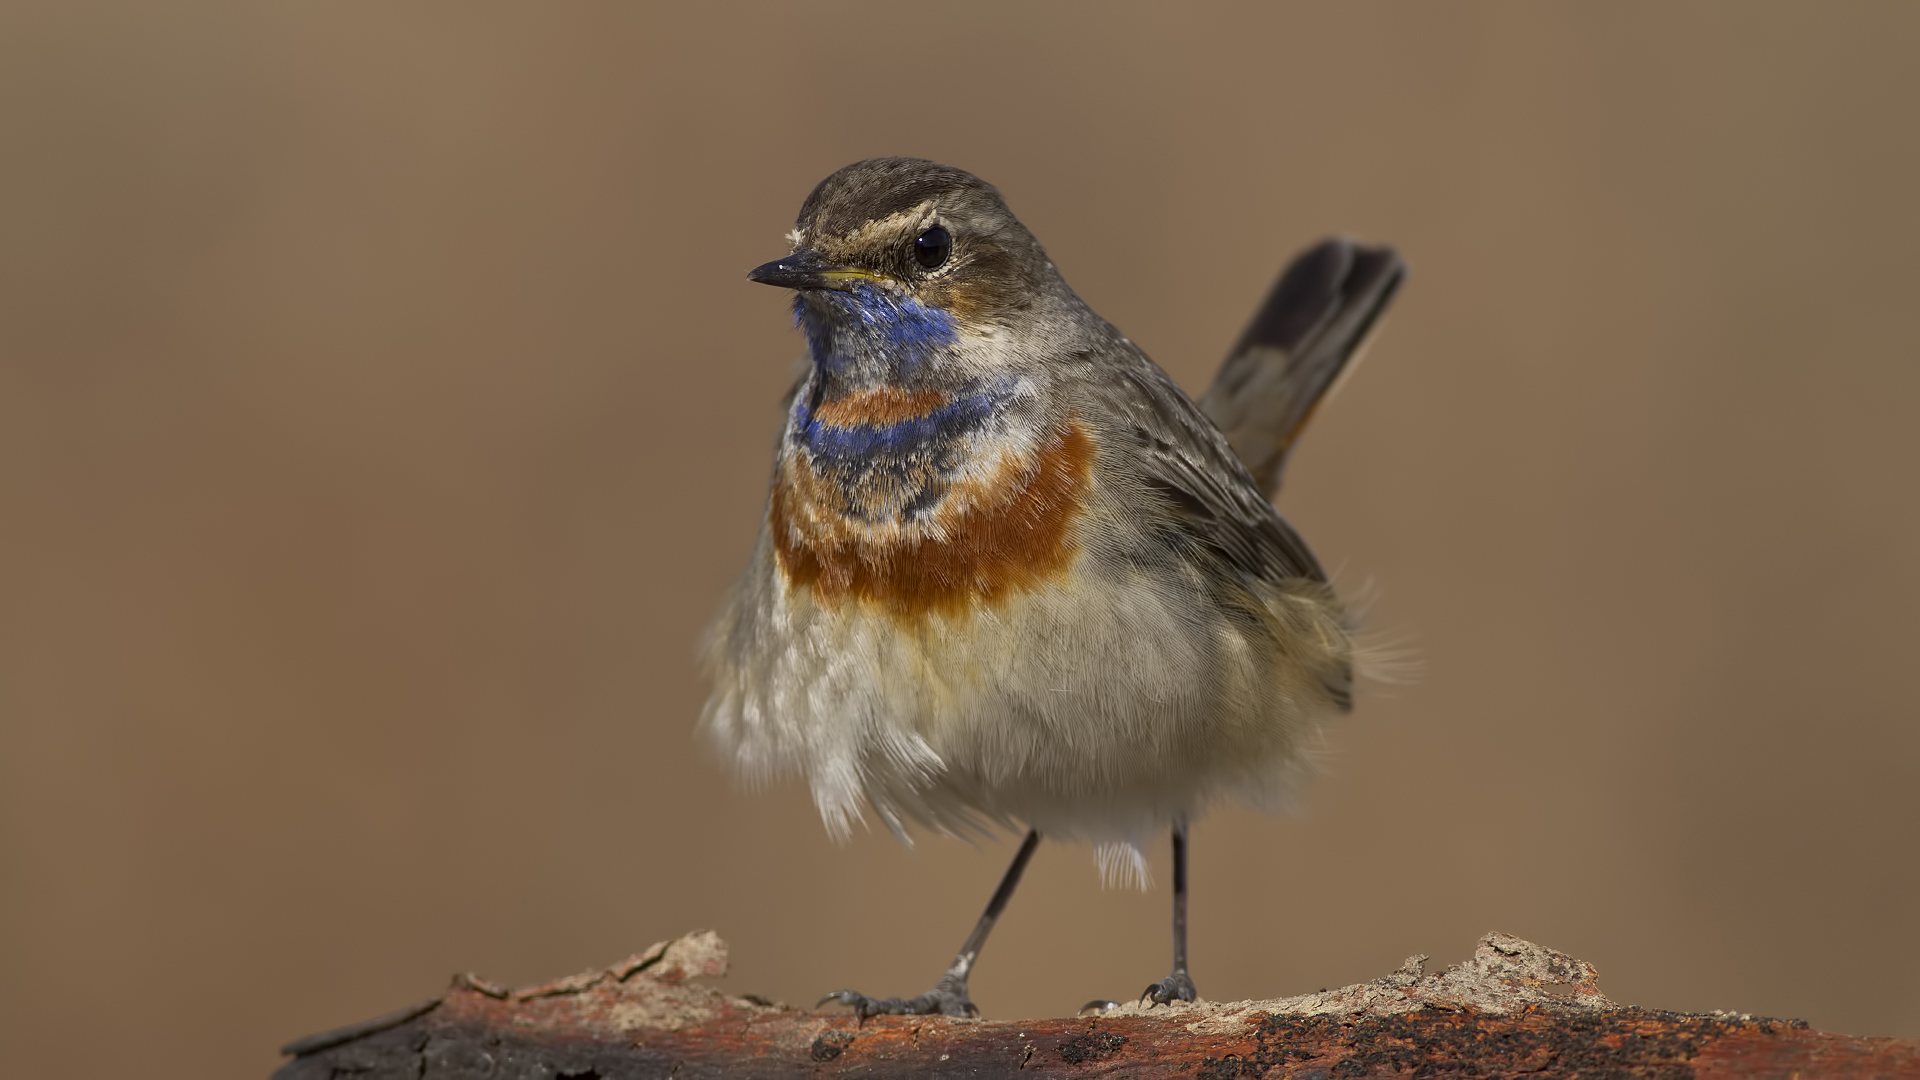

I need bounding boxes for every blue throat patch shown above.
[789,285,1010,472]
[795,283,959,379]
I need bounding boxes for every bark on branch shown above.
[272,931,1920,1078]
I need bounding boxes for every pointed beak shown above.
[747,250,882,291]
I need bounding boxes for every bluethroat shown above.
[704,158,1404,1018]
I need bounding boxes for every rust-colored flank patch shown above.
[769,420,1095,620]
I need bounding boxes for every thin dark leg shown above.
[1143,819,1198,1005]
[1171,820,1189,979]
[949,827,1042,984]
[821,829,1041,1020]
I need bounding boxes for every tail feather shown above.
[1199,238,1406,497]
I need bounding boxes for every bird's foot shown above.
[819,973,976,1021]
[1141,970,1197,1007]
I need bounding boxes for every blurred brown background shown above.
[4,2,1918,1076]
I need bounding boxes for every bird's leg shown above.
[820,829,1041,1021]
[1142,819,1198,1005]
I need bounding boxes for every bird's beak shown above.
[747,250,881,291]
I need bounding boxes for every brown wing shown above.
[1090,356,1353,709]
[1095,357,1328,587]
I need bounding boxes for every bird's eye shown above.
[913,225,952,270]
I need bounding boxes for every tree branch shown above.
[272,931,1920,1078]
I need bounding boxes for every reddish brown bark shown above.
[273,932,1920,1079]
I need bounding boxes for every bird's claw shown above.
[1141,971,1197,1007]
[819,976,977,1021]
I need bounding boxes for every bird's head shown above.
[749,158,1067,383]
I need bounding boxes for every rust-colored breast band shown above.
[770,420,1095,619]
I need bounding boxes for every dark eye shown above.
[913,225,952,270]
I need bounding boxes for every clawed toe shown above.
[818,979,976,1021]
[818,989,889,1019]
[1141,971,1197,1007]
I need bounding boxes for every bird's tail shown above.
[1198,238,1406,498]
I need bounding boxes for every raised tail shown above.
[1199,238,1406,498]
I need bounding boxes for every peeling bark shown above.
[273,931,1920,1078]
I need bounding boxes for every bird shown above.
[702,157,1404,1019]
